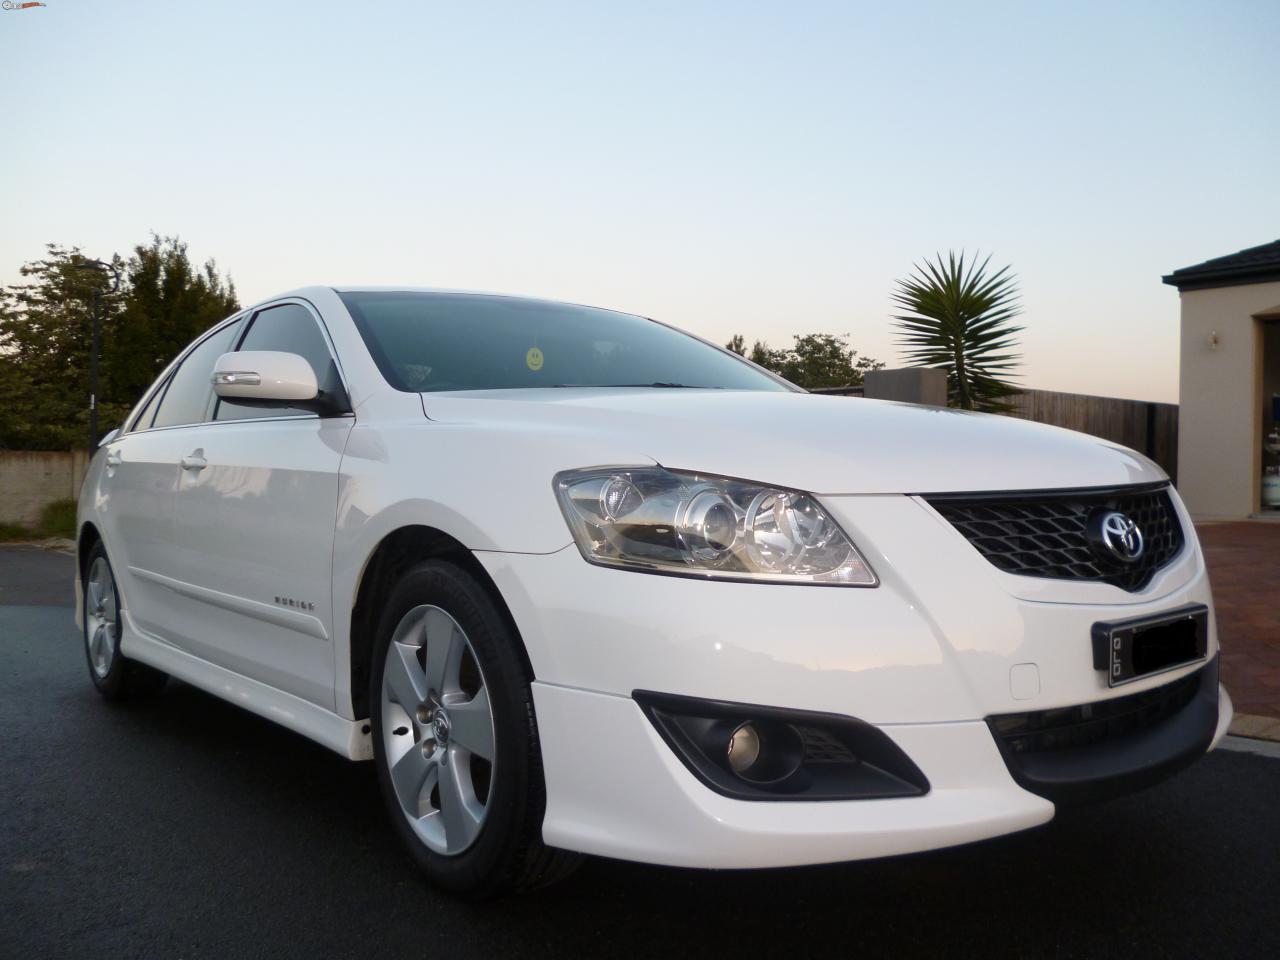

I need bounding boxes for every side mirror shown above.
[213,351,319,404]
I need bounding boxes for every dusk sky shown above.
[3,0,1277,402]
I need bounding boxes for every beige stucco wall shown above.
[1176,279,1280,519]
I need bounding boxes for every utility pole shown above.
[74,258,122,449]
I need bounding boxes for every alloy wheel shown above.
[84,556,118,678]
[380,604,496,856]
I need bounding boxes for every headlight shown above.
[554,467,877,586]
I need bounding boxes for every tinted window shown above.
[337,291,790,394]
[216,303,338,420]
[151,322,242,429]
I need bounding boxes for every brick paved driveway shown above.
[1198,522,1280,720]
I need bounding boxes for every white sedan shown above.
[76,287,1232,898]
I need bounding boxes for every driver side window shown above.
[215,303,340,421]
[150,322,243,430]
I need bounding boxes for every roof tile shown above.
[1163,239,1280,291]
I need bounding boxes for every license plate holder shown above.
[1091,604,1209,687]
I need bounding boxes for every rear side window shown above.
[126,379,167,433]
[151,322,242,429]
[215,303,339,421]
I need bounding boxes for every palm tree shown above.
[892,251,1022,411]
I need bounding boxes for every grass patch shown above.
[38,498,77,539]
[0,498,78,542]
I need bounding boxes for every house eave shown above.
[1161,265,1280,292]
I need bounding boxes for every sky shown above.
[2,1,1277,403]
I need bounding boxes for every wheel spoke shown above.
[438,750,483,853]
[384,642,429,711]
[445,688,494,761]
[86,575,102,613]
[382,603,493,858]
[91,624,107,664]
[423,609,464,695]
[390,745,436,818]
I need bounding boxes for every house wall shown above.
[1176,280,1280,519]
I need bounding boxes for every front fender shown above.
[330,420,648,717]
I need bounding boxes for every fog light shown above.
[727,722,761,774]
[722,717,804,785]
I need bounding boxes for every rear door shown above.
[167,300,353,710]
[99,319,243,643]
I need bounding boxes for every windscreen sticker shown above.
[526,347,544,372]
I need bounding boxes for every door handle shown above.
[105,452,122,468]
[180,452,208,472]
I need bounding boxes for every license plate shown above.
[1091,604,1209,687]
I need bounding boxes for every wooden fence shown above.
[1004,389,1179,482]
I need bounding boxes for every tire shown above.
[370,560,580,898]
[82,541,167,700]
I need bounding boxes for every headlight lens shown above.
[554,467,876,585]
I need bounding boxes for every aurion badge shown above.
[1093,510,1144,563]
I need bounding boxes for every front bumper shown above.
[532,681,1052,868]
[530,672,1230,868]
[988,656,1226,806]
[477,490,1232,868]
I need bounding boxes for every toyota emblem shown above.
[1093,510,1144,562]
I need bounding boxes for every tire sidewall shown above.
[83,543,127,697]
[370,561,535,897]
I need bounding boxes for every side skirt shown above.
[120,610,374,761]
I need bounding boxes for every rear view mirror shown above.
[212,351,319,404]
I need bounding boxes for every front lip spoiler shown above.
[985,657,1219,806]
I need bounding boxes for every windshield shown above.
[337,291,792,394]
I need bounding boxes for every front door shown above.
[168,301,352,710]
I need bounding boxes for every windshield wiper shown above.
[552,382,720,389]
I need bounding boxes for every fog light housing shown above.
[634,690,930,801]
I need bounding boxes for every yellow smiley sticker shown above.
[526,347,544,372]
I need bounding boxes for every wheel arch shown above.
[348,524,534,721]
[77,521,102,581]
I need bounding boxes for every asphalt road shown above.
[3,546,1278,960]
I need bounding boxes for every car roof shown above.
[252,286,646,321]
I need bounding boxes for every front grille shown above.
[988,668,1201,755]
[924,484,1184,591]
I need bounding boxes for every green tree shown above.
[0,237,238,449]
[0,245,124,449]
[107,235,239,414]
[892,251,1022,411]
[747,340,773,368]
[724,332,883,389]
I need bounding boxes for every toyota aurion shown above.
[75,288,1232,897]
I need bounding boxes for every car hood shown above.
[418,388,1165,495]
